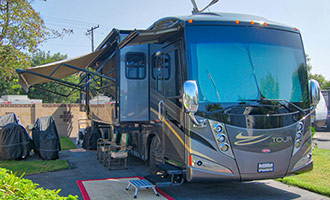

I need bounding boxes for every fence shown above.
[0,103,87,137]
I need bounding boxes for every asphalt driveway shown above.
[25,147,329,200]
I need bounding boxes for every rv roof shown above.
[173,12,268,22]
[150,12,293,31]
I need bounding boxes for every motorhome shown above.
[321,90,330,130]
[17,8,320,184]
[313,92,328,129]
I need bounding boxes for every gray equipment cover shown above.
[0,113,33,160]
[0,113,19,127]
[32,116,61,160]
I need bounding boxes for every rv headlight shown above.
[209,120,234,158]
[297,122,304,131]
[293,121,304,155]
[296,131,302,140]
[220,143,229,152]
[295,140,301,148]
[217,134,226,143]
[213,124,223,133]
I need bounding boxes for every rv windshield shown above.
[185,26,309,111]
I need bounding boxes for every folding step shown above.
[156,163,183,175]
[144,175,172,187]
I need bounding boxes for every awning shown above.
[118,26,182,49]
[17,48,106,91]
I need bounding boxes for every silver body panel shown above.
[119,45,149,122]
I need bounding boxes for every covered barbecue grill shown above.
[32,116,61,160]
[0,113,33,160]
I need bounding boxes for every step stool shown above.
[126,179,159,198]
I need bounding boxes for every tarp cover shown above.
[32,116,61,160]
[0,113,19,127]
[82,126,101,150]
[0,113,33,160]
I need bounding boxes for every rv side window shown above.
[125,53,146,79]
[152,53,170,80]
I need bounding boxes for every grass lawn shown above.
[60,137,77,150]
[278,148,330,197]
[0,160,70,176]
[0,137,76,176]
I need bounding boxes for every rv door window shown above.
[125,52,146,79]
[152,53,170,80]
[164,49,182,101]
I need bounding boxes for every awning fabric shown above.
[118,26,181,49]
[17,48,105,91]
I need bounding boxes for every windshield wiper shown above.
[205,68,221,102]
[238,98,306,115]
[202,102,253,115]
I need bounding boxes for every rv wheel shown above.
[149,136,163,174]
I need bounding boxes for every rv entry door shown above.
[158,42,185,163]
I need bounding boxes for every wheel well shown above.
[146,133,159,161]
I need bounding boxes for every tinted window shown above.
[125,53,146,79]
[152,53,170,80]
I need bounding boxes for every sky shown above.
[32,0,330,79]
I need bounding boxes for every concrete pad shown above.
[314,131,330,150]
[78,177,171,200]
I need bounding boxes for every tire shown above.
[149,136,163,174]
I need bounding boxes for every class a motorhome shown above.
[17,1,321,184]
[313,92,328,129]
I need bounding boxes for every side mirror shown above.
[183,80,199,113]
[309,79,321,106]
[183,80,202,126]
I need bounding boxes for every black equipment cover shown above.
[32,116,61,160]
[0,113,33,160]
[82,126,101,150]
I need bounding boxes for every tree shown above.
[31,51,67,67]
[0,0,74,99]
[306,54,330,90]
[0,0,50,77]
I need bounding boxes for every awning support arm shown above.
[51,63,116,83]
[84,50,116,85]
[32,85,75,97]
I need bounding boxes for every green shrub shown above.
[0,168,77,200]
[311,126,316,138]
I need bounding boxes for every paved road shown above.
[26,150,329,200]
[314,130,330,150]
